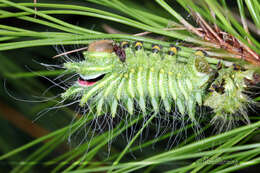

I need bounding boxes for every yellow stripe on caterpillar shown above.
[121,41,129,48]
[134,41,143,50]
[168,45,179,56]
[152,44,161,53]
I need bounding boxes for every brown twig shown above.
[179,18,204,38]
[196,12,225,46]
[102,24,126,35]
[239,13,252,45]
[190,10,260,66]
[52,46,89,59]
[34,0,37,17]
[232,12,260,36]
[210,9,220,33]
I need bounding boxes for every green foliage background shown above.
[0,0,260,172]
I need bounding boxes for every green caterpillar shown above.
[61,40,256,128]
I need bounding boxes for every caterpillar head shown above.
[63,40,122,87]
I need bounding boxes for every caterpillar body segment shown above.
[79,73,118,106]
[62,40,256,126]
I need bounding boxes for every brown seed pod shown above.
[88,40,114,53]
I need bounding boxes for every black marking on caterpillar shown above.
[232,63,246,71]
[121,41,130,49]
[113,44,126,62]
[210,80,225,94]
[61,40,258,131]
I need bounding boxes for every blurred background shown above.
[0,0,260,172]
